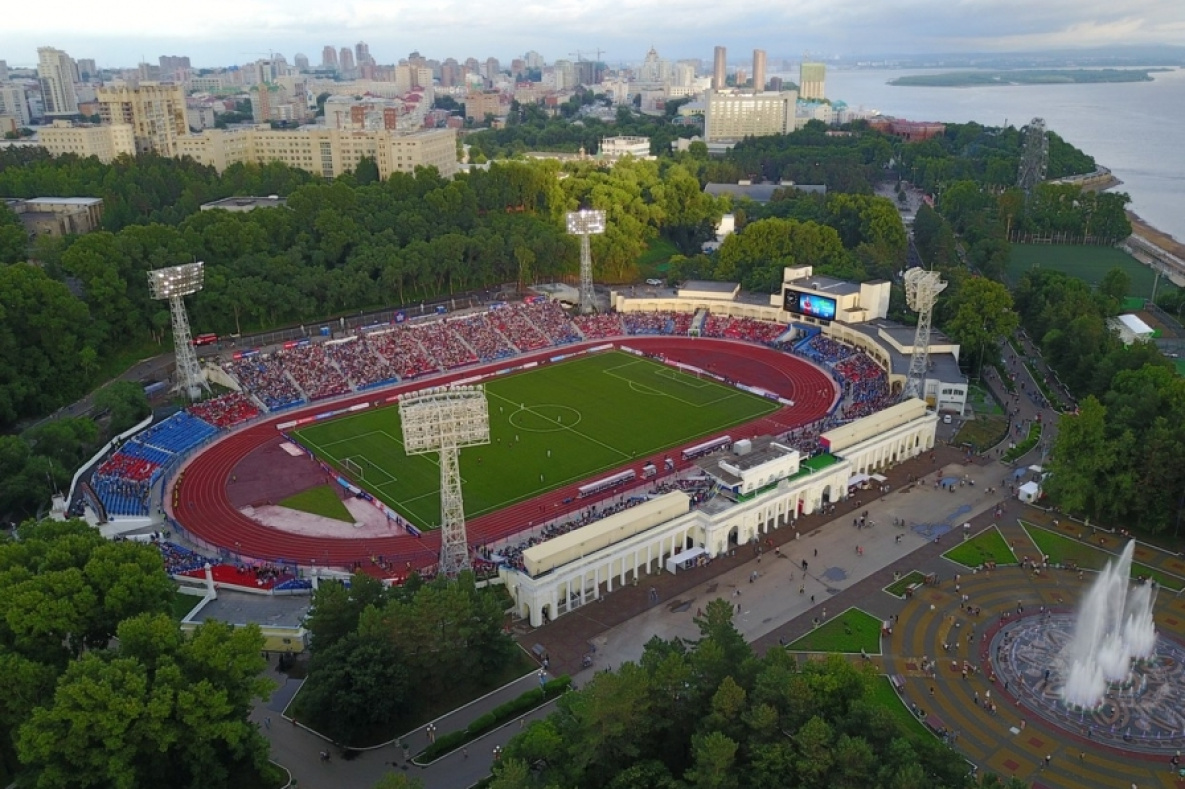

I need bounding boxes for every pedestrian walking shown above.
[264,717,271,730]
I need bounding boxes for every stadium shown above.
[69,264,961,627]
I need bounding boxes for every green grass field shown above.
[884,571,927,598]
[786,608,882,654]
[1021,522,1185,591]
[292,351,779,529]
[279,485,353,523]
[1008,244,1158,296]
[943,526,1016,568]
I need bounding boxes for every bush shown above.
[414,675,572,764]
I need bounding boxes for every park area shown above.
[1007,243,1157,296]
[943,526,1015,568]
[291,351,779,529]
[1020,522,1185,591]
[786,608,882,654]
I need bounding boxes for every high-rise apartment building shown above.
[355,42,371,65]
[752,49,766,92]
[484,57,500,81]
[38,47,80,117]
[322,46,338,70]
[799,61,826,100]
[0,85,32,126]
[524,51,544,70]
[440,59,461,88]
[339,48,355,74]
[76,59,96,80]
[158,55,191,79]
[703,89,799,142]
[0,60,8,82]
[97,82,188,156]
[712,46,727,90]
[294,53,309,71]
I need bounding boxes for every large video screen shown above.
[783,289,837,321]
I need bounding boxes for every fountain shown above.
[1061,540,1158,708]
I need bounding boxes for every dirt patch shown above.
[1129,212,1185,259]
[228,438,331,508]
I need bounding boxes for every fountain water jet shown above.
[1061,540,1157,707]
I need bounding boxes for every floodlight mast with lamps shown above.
[902,267,947,401]
[399,385,491,578]
[566,209,606,315]
[147,262,209,402]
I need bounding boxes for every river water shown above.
[801,67,1185,242]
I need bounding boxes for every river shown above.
[794,67,1185,243]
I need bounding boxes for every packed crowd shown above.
[524,302,581,345]
[187,392,260,428]
[96,453,159,483]
[225,356,303,410]
[326,335,400,389]
[423,323,479,369]
[157,538,213,575]
[797,334,855,365]
[572,313,626,339]
[622,311,694,336]
[450,314,516,361]
[281,344,352,401]
[369,326,439,379]
[702,315,786,345]
[489,306,550,351]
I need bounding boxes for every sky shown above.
[3,0,1184,68]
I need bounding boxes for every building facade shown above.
[704,89,798,142]
[38,47,79,117]
[37,120,135,161]
[799,62,826,101]
[177,126,458,179]
[0,84,31,127]
[712,46,727,90]
[96,82,187,156]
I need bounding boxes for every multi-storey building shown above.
[37,120,135,160]
[177,127,457,179]
[293,53,309,71]
[321,46,338,70]
[0,84,32,127]
[355,42,371,66]
[96,82,188,156]
[704,89,799,142]
[712,46,727,90]
[339,48,355,75]
[38,47,79,117]
[463,91,504,122]
[799,62,826,100]
[75,59,96,80]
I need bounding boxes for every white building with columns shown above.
[500,398,936,626]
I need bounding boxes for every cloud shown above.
[2,0,1182,66]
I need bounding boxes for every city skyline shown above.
[3,0,1183,68]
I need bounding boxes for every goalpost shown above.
[343,456,365,481]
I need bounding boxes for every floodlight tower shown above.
[147,262,210,401]
[903,267,947,401]
[566,208,606,314]
[399,385,491,578]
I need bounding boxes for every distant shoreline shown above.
[888,68,1170,88]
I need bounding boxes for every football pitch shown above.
[1007,243,1160,296]
[291,350,780,529]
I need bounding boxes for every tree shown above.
[1097,266,1131,308]
[1047,397,1112,518]
[93,381,151,436]
[0,204,26,264]
[941,278,1018,376]
[299,632,409,744]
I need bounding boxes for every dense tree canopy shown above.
[490,599,1018,789]
[0,519,276,788]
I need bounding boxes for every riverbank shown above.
[1128,212,1185,260]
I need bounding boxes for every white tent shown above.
[665,546,707,574]
[1017,481,1041,503]
[847,473,870,488]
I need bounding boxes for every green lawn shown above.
[786,608,882,654]
[636,237,680,277]
[966,384,1003,415]
[867,676,934,741]
[884,571,927,598]
[1021,522,1185,590]
[279,484,354,522]
[943,526,1016,568]
[1008,243,1160,296]
[292,351,779,529]
[170,592,200,620]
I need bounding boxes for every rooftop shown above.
[704,183,827,203]
[786,273,861,297]
[190,590,310,629]
[23,196,103,206]
[200,196,288,211]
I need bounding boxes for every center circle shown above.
[507,404,582,433]
[989,612,1185,752]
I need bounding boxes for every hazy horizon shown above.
[4,0,1183,69]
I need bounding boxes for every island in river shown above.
[888,68,1170,87]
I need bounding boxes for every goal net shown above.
[343,456,365,480]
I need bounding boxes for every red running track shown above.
[170,337,839,573]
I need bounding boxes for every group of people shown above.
[702,315,786,344]
[226,356,304,410]
[325,334,401,389]
[282,344,353,401]
[622,311,694,336]
[449,313,516,361]
[572,313,626,339]
[187,392,260,429]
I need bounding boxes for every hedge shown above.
[1003,422,1042,462]
[415,675,571,763]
